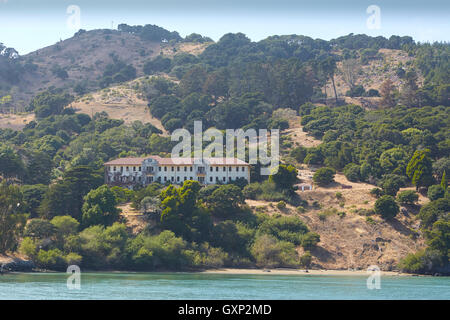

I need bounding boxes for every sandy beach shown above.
[201,268,409,276]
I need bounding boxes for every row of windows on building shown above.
[111,175,243,183]
[112,166,247,173]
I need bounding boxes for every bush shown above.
[427,185,445,201]
[257,215,309,245]
[335,192,343,199]
[290,146,307,163]
[299,251,312,268]
[243,183,261,199]
[397,190,419,205]
[50,215,80,236]
[36,249,67,270]
[313,167,336,186]
[301,232,320,250]
[19,237,37,258]
[370,188,383,198]
[343,163,361,182]
[374,195,399,220]
[250,235,299,268]
[276,201,286,210]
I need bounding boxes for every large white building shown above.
[104,156,250,188]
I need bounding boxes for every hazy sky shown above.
[0,0,449,54]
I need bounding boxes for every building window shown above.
[223,167,226,172]
[171,177,174,182]
[190,167,193,172]
[216,167,219,172]
[126,166,129,171]
[184,167,187,172]
[120,167,123,172]
[229,177,232,181]
[177,167,180,172]
[177,177,180,182]
[139,167,142,172]
[159,167,161,171]
[133,167,136,171]
[223,177,226,182]
[236,167,239,172]
[164,177,167,182]
[184,177,187,181]
[216,177,219,182]
[242,167,245,171]
[164,167,167,172]
[210,167,213,172]
[171,167,174,172]
[210,177,213,182]
[229,167,232,171]
[113,166,116,171]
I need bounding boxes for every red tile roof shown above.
[104,156,249,166]
[104,158,146,165]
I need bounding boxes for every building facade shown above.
[104,156,250,188]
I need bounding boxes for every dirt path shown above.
[117,203,148,234]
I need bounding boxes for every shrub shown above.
[374,195,399,220]
[299,251,312,268]
[50,215,80,236]
[257,215,309,245]
[343,163,361,182]
[35,249,67,270]
[337,211,346,218]
[335,192,343,199]
[427,185,445,201]
[19,237,37,258]
[366,216,376,225]
[397,190,419,205]
[243,183,261,199]
[276,201,286,210]
[313,167,336,186]
[370,188,383,198]
[301,232,320,250]
[250,235,299,268]
[296,206,306,213]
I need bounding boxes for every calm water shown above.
[0,272,449,300]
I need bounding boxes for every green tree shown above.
[269,164,298,191]
[313,167,336,186]
[406,149,434,189]
[23,150,53,185]
[51,215,80,237]
[397,190,419,205]
[441,170,448,190]
[427,185,445,201]
[24,219,56,239]
[81,185,120,228]
[374,195,399,220]
[0,144,24,181]
[301,232,321,250]
[0,184,27,253]
[206,185,245,217]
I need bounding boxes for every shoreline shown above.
[200,268,411,276]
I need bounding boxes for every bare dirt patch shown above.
[0,113,34,130]
[71,79,167,135]
[117,203,149,235]
[284,115,322,148]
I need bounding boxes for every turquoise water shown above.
[0,272,449,300]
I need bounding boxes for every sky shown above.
[0,0,449,54]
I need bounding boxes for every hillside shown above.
[0,28,209,112]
